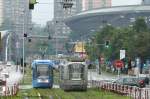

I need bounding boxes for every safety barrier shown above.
[2,83,19,96]
[90,80,150,99]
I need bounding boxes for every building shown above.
[0,0,4,26]
[66,5,150,34]
[82,0,112,11]
[142,0,150,5]
[53,0,82,53]
[3,0,31,39]
[2,0,32,62]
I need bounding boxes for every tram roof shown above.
[32,60,54,67]
[64,62,86,66]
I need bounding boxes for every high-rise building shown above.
[142,0,150,5]
[82,0,112,11]
[4,0,31,38]
[0,0,4,26]
[53,0,82,53]
[3,0,32,61]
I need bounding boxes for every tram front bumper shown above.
[61,80,87,90]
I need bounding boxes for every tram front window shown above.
[37,65,49,78]
[69,63,84,80]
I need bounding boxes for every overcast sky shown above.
[32,0,142,26]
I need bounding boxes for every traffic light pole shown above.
[23,35,25,79]
[22,10,25,82]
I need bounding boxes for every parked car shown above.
[113,77,145,88]
[138,74,149,85]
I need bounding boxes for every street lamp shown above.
[5,33,10,62]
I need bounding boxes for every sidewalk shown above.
[1,65,23,85]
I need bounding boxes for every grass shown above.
[13,88,130,99]
[20,67,32,85]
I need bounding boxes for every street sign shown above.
[114,60,124,68]
[120,50,125,60]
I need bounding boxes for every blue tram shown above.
[32,60,54,88]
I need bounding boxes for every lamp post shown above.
[5,33,10,62]
[22,11,25,81]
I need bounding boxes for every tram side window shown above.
[60,66,64,80]
[69,64,84,80]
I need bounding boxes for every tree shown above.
[133,17,148,32]
[87,17,150,62]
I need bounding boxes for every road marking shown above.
[38,92,42,99]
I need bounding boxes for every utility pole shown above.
[5,33,10,62]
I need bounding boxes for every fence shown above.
[90,80,150,99]
[1,83,19,96]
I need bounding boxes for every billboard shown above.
[74,42,86,53]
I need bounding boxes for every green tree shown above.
[133,17,148,32]
[87,17,150,61]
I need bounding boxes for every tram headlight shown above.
[44,79,49,83]
[37,79,49,83]
[37,79,42,83]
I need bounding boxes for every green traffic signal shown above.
[105,40,109,48]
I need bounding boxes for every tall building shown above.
[53,0,82,53]
[142,0,150,5]
[4,0,31,38]
[3,0,32,62]
[0,0,4,26]
[82,0,112,11]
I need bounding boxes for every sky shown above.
[32,0,142,26]
[32,0,54,26]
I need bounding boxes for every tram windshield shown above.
[36,64,50,78]
[69,63,84,80]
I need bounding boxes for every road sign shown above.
[114,60,124,68]
[120,50,125,60]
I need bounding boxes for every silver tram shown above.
[59,61,88,91]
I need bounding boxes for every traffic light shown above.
[105,40,109,48]
[63,3,73,9]
[63,0,73,9]
[29,4,34,9]
[28,38,31,42]
[48,35,51,40]
[29,0,37,10]
[24,33,27,37]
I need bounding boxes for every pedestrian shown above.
[140,59,144,74]
[128,58,132,75]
